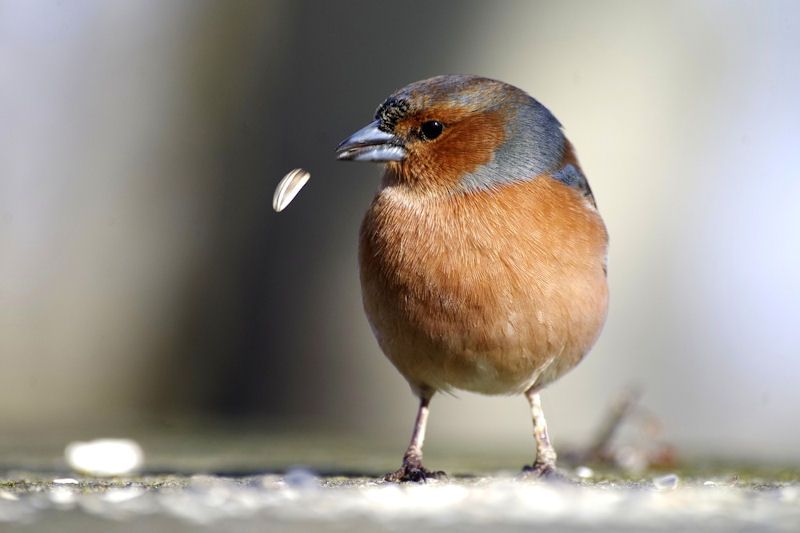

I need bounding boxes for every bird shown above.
[335,75,608,482]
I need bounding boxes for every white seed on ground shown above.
[273,168,311,212]
[575,466,594,479]
[65,438,144,477]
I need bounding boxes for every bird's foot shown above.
[519,461,571,482]
[384,461,447,483]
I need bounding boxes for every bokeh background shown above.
[2,0,799,464]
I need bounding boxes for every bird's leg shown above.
[522,388,559,477]
[384,394,446,482]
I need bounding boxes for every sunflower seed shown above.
[273,168,310,212]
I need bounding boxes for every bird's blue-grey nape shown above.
[459,96,566,192]
[551,164,583,188]
[552,164,597,206]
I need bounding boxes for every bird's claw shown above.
[519,461,570,481]
[384,463,447,483]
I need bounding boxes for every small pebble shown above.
[273,168,311,212]
[653,473,679,490]
[102,487,145,503]
[284,467,319,489]
[575,466,594,479]
[49,487,76,506]
[780,486,799,502]
[65,438,144,477]
[615,447,647,475]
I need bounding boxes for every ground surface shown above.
[1,429,798,532]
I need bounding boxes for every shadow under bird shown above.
[336,75,608,482]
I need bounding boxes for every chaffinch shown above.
[337,75,608,481]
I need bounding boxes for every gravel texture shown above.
[1,428,797,532]
[2,469,799,532]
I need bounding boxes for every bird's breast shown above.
[359,176,608,395]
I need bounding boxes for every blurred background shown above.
[1,0,799,466]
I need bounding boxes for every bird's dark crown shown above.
[374,75,514,132]
[376,97,410,133]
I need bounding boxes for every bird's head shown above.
[336,75,567,193]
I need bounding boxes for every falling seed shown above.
[273,168,311,212]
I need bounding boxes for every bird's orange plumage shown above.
[391,107,508,190]
[360,170,608,396]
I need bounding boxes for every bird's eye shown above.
[419,120,444,141]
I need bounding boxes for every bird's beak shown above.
[335,120,407,162]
